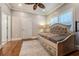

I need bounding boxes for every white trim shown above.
[11,38,22,41]
[46,3,64,16]
[11,9,41,16]
[5,3,12,10]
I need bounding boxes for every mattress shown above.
[39,33,68,43]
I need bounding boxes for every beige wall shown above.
[32,14,46,35]
[12,10,46,39]
[74,4,79,21]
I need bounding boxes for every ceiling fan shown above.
[24,3,45,10]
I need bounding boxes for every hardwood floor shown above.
[0,40,22,56]
[0,40,79,56]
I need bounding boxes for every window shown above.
[59,11,73,31]
[49,16,58,25]
[48,10,73,31]
[59,11,73,25]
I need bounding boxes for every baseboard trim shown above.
[11,38,22,41]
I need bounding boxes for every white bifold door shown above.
[1,12,8,45]
[12,12,32,40]
[7,15,11,41]
[1,12,11,45]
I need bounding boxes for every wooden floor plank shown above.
[0,40,22,56]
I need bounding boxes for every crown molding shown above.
[5,3,64,16]
[45,3,64,16]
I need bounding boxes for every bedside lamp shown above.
[39,24,45,33]
[39,24,50,33]
[45,24,50,33]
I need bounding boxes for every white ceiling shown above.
[9,3,63,15]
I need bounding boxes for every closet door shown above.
[7,15,11,41]
[21,15,32,39]
[12,12,32,40]
[1,12,8,45]
[12,15,22,40]
[0,7,1,48]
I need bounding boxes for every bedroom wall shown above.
[32,14,46,36]
[12,10,46,40]
[74,4,79,21]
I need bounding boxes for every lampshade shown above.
[39,24,50,33]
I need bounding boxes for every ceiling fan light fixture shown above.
[38,3,45,9]
[24,3,45,10]
[33,3,38,10]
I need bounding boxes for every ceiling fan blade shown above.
[38,3,45,9]
[33,4,38,10]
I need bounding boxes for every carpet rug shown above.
[19,40,50,56]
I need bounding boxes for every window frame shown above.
[48,8,74,32]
